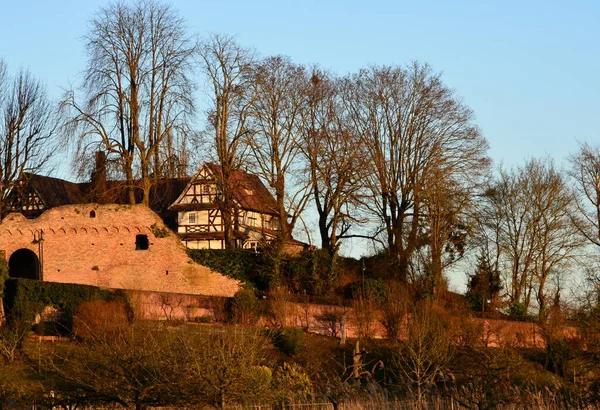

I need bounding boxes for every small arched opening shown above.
[90,210,96,218]
[8,249,40,280]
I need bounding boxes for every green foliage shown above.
[189,248,345,296]
[272,327,305,356]
[0,252,8,299]
[3,278,124,333]
[545,338,572,377]
[188,249,271,290]
[466,254,502,313]
[150,222,170,238]
[273,362,312,403]
[230,289,262,325]
[508,302,530,319]
[344,278,388,303]
[281,248,341,296]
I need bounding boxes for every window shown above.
[90,210,96,218]
[136,234,149,250]
[202,184,210,194]
[188,212,196,224]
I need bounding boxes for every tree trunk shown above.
[142,173,151,206]
[125,164,136,205]
[318,209,330,250]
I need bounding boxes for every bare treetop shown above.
[62,0,196,204]
[0,61,58,217]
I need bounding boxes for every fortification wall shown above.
[0,204,240,297]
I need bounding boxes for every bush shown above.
[230,289,262,325]
[344,278,388,303]
[3,278,123,334]
[380,281,410,340]
[545,338,572,377]
[273,362,313,403]
[508,302,534,321]
[193,315,213,324]
[150,222,170,238]
[72,299,131,340]
[272,327,305,356]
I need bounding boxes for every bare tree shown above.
[300,68,365,251]
[61,0,196,204]
[394,302,453,406]
[420,162,486,294]
[526,159,582,320]
[38,322,190,409]
[247,55,309,241]
[342,62,488,282]
[483,159,582,319]
[183,327,272,409]
[0,62,57,217]
[200,34,255,248]
[569,142,600,250]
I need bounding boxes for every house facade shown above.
[169,163,281,250]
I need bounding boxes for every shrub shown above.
[150,222,170,238]
[272,327,305,356]
[273,362,313,403]
[545,338,572,377]
[72,299,131,340]
[380,281,410,340]
[3,278,123,334]
[267,286,290,327]
[230,289,262,325]
[193,315,213,324]
[508,302,533,321]
[344,278,388,303]
[314,310,344,338]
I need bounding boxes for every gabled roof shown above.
[6,173,190,219]
[27,173,87,207]
[170,163,279,216]
[6,173,87,213]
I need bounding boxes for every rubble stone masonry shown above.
[0,204,240,297]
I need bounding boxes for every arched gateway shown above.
[8,249,40,280]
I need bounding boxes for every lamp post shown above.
[35,230,44,281]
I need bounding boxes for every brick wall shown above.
[0,204,241,297]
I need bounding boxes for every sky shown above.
[1,0,600,289]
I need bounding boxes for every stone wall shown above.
[0,204,240,297]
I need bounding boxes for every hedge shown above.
[3,278,127,333]
[188,249,272,290]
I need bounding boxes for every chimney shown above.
[90,151,107,203]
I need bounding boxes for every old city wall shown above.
[0,204,240,297]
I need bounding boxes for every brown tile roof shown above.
[183,163,278,216]
[8,173,189,224]
[25,173,87,207]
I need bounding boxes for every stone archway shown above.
[8,249,40,280]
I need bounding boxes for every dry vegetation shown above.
[0,288,593,409]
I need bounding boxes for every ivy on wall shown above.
[3,278,129,333]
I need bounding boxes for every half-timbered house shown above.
[169,163,281,250]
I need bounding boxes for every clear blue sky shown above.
[3,1,600,276]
